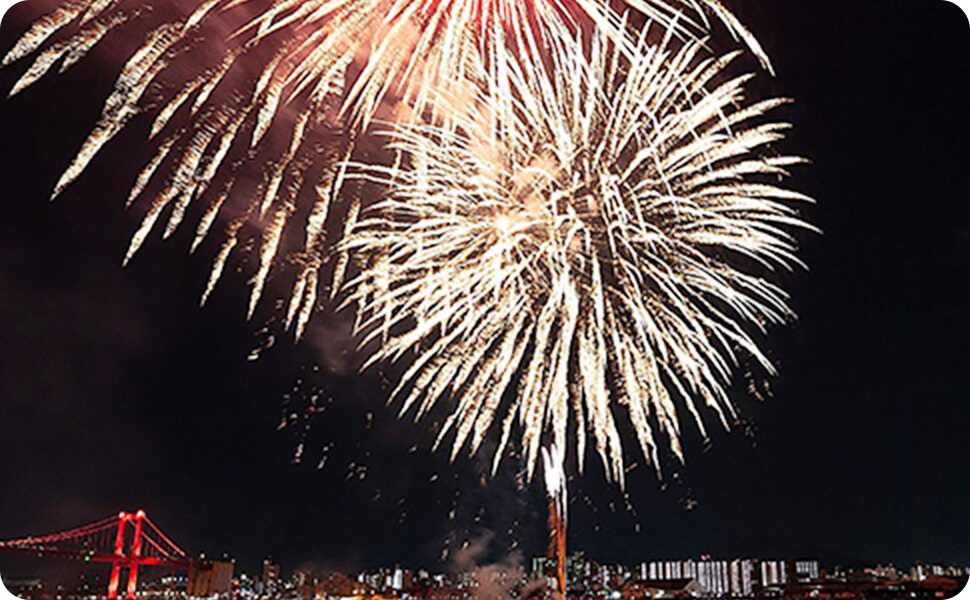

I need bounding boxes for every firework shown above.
[343,22,814,487]
[4,0,769,340]
[543,442,567,594]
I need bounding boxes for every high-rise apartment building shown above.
[794,560,820,582]
[760,560,788,587]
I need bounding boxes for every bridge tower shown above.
[107,510,145,600]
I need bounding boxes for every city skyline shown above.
[3,542,969,600]
[1,0,969,589]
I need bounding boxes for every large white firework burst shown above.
[343,23,814,485]
[3,0,768,339]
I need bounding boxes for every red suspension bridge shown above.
[0,510,193,599]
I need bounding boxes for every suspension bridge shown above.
[0,510,197,599]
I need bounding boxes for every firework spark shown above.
[343,22,814,487]
[4,0,769,340]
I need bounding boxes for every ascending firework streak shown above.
[3,0,768,341]
[543,443,567,595]
[343,17,813,573]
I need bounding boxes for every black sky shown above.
[0,0,968,585]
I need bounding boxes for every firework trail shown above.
[343,21,814,489]
[542,442,567,595]
[3,0,769,340]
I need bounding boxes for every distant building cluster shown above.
[181,556,968,600]
[5,554,968,600]
[638,557,763,596]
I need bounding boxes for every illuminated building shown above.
[262,559,281,596]
[760,560,787,587]
[641,558,758,597]
[565,551,592,592]
[794,560,820,582]
[729,560,756,596]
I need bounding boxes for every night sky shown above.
[0,0,968,586]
